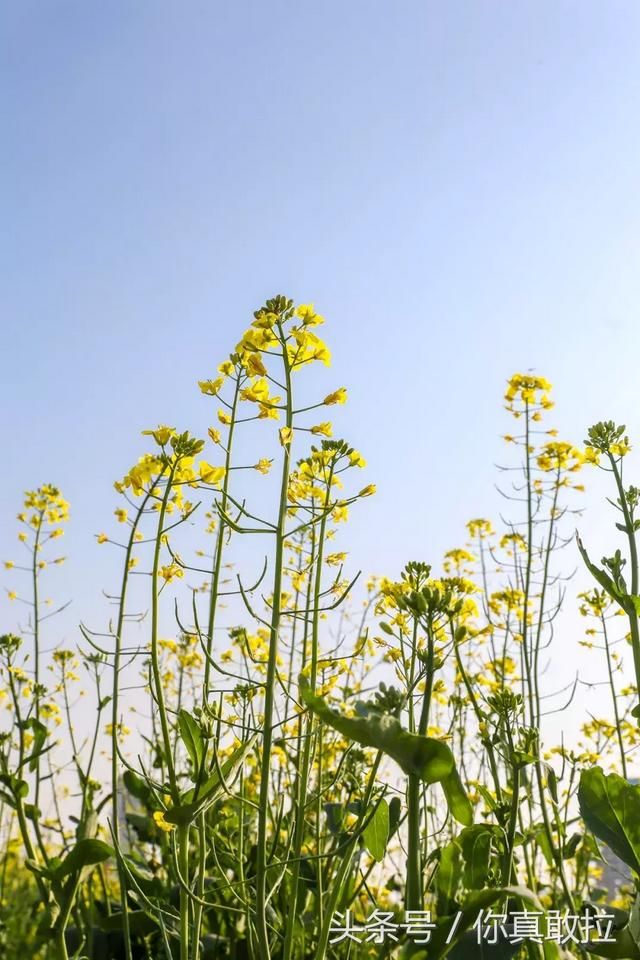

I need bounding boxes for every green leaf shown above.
[126,812,159,844]
[437,839,462,908]
[441,768,474,827]
[54,838,114,879]
[0,774,28,799]
[299,677,472,825]
[429,886,562,960]
[123,769,153,805]
[577,537,625,604]
[579,767,640,874]
[178,709,205,776]
[362,797,389,861]
[20,717,49,772]
[164,736,255,826]
[388,795,402,837]
[585,929,640,958]
[458,825,500,889]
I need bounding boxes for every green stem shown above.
[254,324,293,960]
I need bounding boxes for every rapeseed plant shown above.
[1,305,639,959]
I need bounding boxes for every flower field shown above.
[2,296,640,959]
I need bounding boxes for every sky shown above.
[3,1,640,740]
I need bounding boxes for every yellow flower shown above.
[504,373,552,406]
[611,439,632,457]
[279,427,293,447]
[199,462,226,486]
[244,353,267,377]
[326,552,347,566]
[105,722,131,737]
[153,810,176,833]
[240,377,270,403]
[4,561,14,569]
[142,425,176,446]
[159,562,184,583]
[295,303,325,326]
[218,360,235,375]
[199,378,224,396]
[255,458,273,475]
[466,518,494,539]
[218,409,232,426]
[323,387,347,406]
[18,532,27,543]
[310,422,333,438]
[358,484,376,497]
[208,427,221,444]
[97,533,108,544]
[8,591,17,601]
[349,450,366,468]
[114,508,128,523]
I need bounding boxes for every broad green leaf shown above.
[388,795,402,837]
[578,767,640,874]
[584,929,640,959]
[299,677,453,782]
[458,825,499,889]
[583,900,640,959]
[19,717,49,772]
[165,735,255,826]
[178,709,205,775]
[123,769,153,805]
[362,797,389,861]
[0,774,28,799]
[441,768,473,827]
[300,678,472,825]
[126,812,159,844]
[577,537,629,612]
[428,886,561,959]
[324,802,345,836]
[54,838,114,879]
[437,839,462,908]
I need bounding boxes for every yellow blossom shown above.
[324,387,347,406]
[295,303,325,326]
[199,378,224,397]
[326,552,347,566]
[199,462,226,486]
[142,425,176,446]
[310,422,333,438]
[159,562,184,583]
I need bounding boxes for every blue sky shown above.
[3,2,640,732]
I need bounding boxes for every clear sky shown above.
[3,2,640,735]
